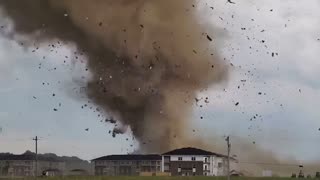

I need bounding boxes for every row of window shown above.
[176,157,212,163]
[177,157,197,161]
[178,157,196,161]
[96,161,161,165]
[0,161,32,165]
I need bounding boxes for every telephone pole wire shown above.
[33,136,38,177]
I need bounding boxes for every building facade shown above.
[162,147,237,176]
[0,152,65,177]
[92,155,162,176]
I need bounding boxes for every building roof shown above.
[0,153,35,161]
[92,154,161,161]
[162,147,227,157]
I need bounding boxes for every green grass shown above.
[8,177,295,180]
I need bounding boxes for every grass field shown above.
[3,177,295,180]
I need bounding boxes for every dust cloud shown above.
[0,0,228,152]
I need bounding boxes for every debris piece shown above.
[85,128,89,131]
[53,108,58,111]
[235,102,239,106]
[206,35,213,41]
[227,0,235,4]
[105,118,116,124]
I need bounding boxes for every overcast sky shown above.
[0,0,319,162]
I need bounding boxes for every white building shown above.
[161,147,238,176]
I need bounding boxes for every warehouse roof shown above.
[92,154,161,161]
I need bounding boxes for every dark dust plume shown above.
[0,0,228,153]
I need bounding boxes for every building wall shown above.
[161,155,233,176]
[0,160,34,177]
[38,161,66,176]
[170,161,203,176]
[94,160,161,176]
[0,160,66,177]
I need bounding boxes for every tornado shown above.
[0,0,228,152]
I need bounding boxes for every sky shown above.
[0,0,320,162]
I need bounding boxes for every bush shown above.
[307,175,311,178]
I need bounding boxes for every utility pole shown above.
[226,136,231,180]
[33,136,38,177]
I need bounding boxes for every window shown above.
[218,162,223,168]
[205,157,208,163]
[178,157,182,161]
[191,157,196,161]
[178,167,181,172]
[204,165,208,170]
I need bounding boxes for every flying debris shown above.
[85,128,89,131]
[0,0,228,153]
[105,117,116,124]
[227,0,236,4]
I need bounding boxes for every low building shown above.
[161,147,237,176]
[0,151,65,177]
[92,154,162,176]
